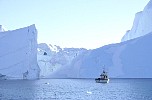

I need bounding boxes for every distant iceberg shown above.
[37,43,87,78]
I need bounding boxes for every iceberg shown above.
[37,43,87,78]
[122,0,152,41]
[0,24,40,79]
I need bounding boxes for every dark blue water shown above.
[0,79,152,100]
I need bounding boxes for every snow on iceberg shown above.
[122,0,152,41]
[0,24,40,79]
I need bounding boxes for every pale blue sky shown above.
[0,0,150,49]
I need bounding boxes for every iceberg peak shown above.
[121,0,152,42]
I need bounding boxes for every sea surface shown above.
[0,79,152,100]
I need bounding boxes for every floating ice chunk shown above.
[86,91,92,94]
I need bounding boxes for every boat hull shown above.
[95,78,109,83]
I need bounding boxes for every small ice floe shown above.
[44,82,50,85]
[86,91,92,94]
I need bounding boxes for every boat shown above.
[95,70,109,83]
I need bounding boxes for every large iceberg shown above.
[48,32,152,78]
[0,24,40,79]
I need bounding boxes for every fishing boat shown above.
[95,70,109,83]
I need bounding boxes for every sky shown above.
[0,0,150,49]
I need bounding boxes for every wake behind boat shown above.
[95,70,109,83]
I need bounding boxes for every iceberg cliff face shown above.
[0,24,40,79]
[122,0,152,41]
